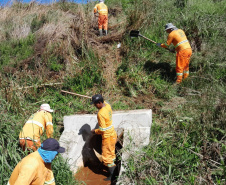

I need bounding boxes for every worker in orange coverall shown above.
[19,104,54,151]
[94,0,108,36]
[91,94,117,181]
[8,138,65,185]
[156,23,192,83]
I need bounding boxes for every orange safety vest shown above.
[94,2,108,16]
[95,102,115,139]
[19,110,53,141]
[8,151,55,185]
[162,29,191,52]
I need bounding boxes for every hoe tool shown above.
[130,30,175,53]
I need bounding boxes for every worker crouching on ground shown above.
[8,138,65,185]
[94,0,108,36]
[156,23,192,83]
[19,104,54,151]
[91,94,117,181]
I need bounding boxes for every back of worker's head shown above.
[38,138,65,163]
[91,94,104,104]
[165,23,177,31]
[99,0,104,2]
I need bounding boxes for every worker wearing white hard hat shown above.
[19,104,54,151]
[156,23,192,83]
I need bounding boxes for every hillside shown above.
[0,0,226,184]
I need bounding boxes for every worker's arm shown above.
[161,34,173,48]
[14,164,37,185]
[45,113,54,138]
[95,114,106,135]
[45,164,55,185]
[94,4,98,14]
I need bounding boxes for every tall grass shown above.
[115,0,226,184]
[0,3,102,184]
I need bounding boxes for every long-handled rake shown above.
[130,30,174,53]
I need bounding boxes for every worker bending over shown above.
[8,138,65,185]
[19,104,54,151]
[156,23,192,83]
[91,94,117,181]
[94,0,108,36]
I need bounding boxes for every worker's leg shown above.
[102,134,117,181]
[110,131,117,162]
[19,139,41,152]
[19,139,26,151]
[103,15,108,35]
[45,163,55,185]
[99,30,103,36]
[176,51,184,83]
[102,136,116,166]
[98,16,104,36]
[182,48,192,80]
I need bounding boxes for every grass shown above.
[115,0,226,184]
[0,0,226,184]
[0,34,35,68]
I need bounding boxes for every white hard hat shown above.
[40,104,54,112]
[165,23,176,31]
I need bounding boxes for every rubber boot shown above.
[104,30,108,36]
[99,30,103,36]
[104,166,116,181]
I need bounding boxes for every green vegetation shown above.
[0,0,225,184]
[0,34,35,68]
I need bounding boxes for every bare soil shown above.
[75,165,111,185]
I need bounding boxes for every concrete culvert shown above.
[59,109,152,184]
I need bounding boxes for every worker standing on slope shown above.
[94,0,108,36]
[19,104,54,151]
[156,23,192,83]
[8,138,65,185]
[91,94,117,181]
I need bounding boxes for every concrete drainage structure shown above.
[59,109,152,177]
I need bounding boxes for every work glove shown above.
[156,43,162,47]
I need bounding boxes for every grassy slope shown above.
[0,0,225,184]
[116,0,226,184]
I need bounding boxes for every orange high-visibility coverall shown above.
[161,29,192,83]
[94,2,108,31]
[8,151,55,185]
[19,110,54,151]
[95,102,117,167]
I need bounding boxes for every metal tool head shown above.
[130,30,140,38]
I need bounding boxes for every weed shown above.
[0,0,225,184]
[31,15,47,33]
[0,34,35,70]
[48,55,64,72]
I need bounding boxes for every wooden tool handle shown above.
[61,90,92,99]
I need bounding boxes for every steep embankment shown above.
[0,2,127,185]
[0,2,124,84]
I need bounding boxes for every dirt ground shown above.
[75,139,122,185]
[75,165,111,185]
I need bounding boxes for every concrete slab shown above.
[59,109,152,173]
